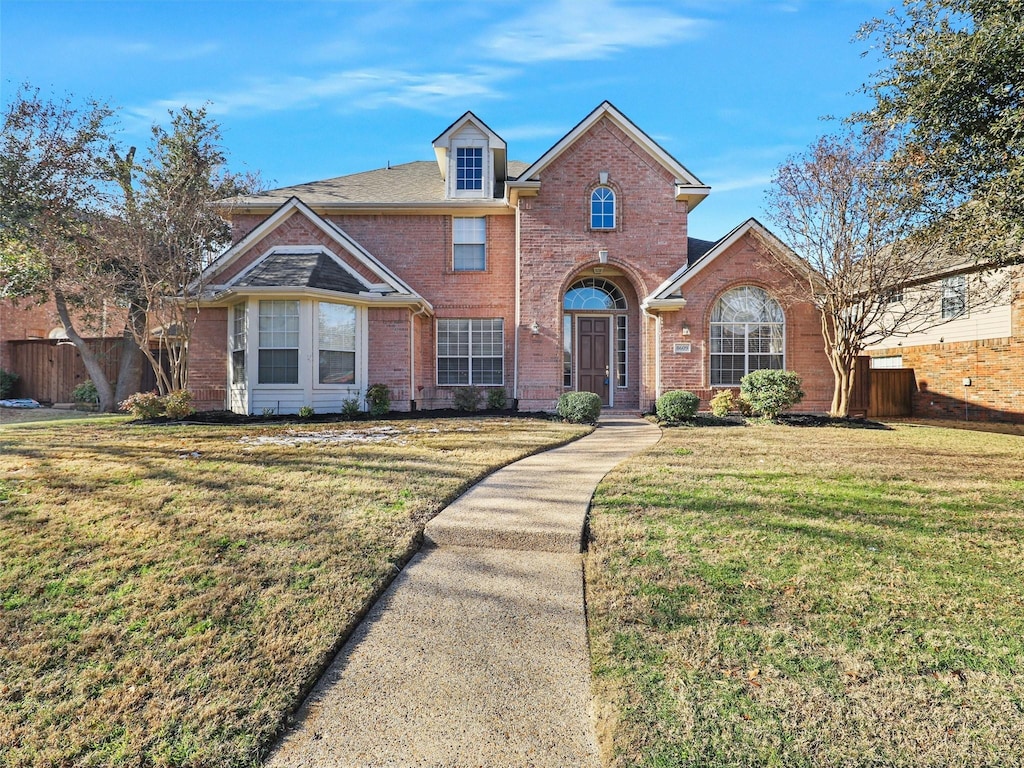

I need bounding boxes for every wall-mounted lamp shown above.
[529,320,540,335]
[680,321,691,336]
[598,249,608,264]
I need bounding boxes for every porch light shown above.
[530,319,540,335]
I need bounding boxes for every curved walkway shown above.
[265,415,661,767]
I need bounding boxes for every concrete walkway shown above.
[265,415,661,768]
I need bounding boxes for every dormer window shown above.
[591,186,616,229]
[456,147,483,191]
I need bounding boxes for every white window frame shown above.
[231,302,247,386]
[453,217,487,272]
[941,275,967,319]
[436,318,504,386]
[316,302,357,387]
[449,140,489,199]
[709,287,785,387]
[591,186,616,230]
[257,300,300,385]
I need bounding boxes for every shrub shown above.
[740,369,805,418]
[486,388,508,411]
[163,390,195,419]
[298,405,315,419]
[556,391,601,424]
[365,383,390,417]
[341,397,361,418]
[736,396,754,417]
[709,389,735,418]
[72,379,99,404]
[261,407,276,417]
[0,368,19,399]
[452,386,483,412]
[655,390,700,422]
[119,391,164,419]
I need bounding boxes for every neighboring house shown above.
[866,264,1024,421]
[188,101,837,415]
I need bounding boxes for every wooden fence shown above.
[8,338,160,404]
[850,356,916,418]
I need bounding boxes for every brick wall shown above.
[517,116,688,411]
[868,268,1024,422]
[656,232,834,414]
[188,308,228,411]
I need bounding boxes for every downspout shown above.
[513,202,522,406]
[642,307,662,407]
[410,301,431,411]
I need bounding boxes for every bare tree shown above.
[764,129,1007,417]
[0,85,123,411]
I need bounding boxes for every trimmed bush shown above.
[486,388,508,411]
[72,379,99,405]
[341,398,361,418]
[452,386,483,412]
[365,383,390,417]
[163,390,195,419]
[709,389,735,418]
[298,405,315,419]
[1,368,20,399]
[119,391,163,420]
[556,391,601,423]
[740,369,805,418]
[655,390,700,422]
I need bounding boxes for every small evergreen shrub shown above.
[341,397,361,418]
[736,396,754,417]
[452,386,483,412]
[740,369,805,418]
[656,390,700,421]
[163,390,195,419]
[709,389,735,417]
[298,405,315,419]
[556,391,601,423]
[72,379,99,404]
[365,383,390,417]
[1,368,20,398]
[119,391,164,419]
[261,407,276,417]
[486,388,508,411]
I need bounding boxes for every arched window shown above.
[563,278,626,311]
[710,286,784,386]
[591,186,615,229]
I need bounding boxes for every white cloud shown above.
[113,39,221,61]
[481,0,707,63]
[125,67,513,125]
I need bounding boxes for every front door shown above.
[577,316,610,406]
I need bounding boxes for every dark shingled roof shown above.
[224,160,531,208]
[235,252,370,294]
[687,237,718,266]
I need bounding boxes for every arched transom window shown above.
[591,186,616,230]
[710,286,784,386]
[563,278,626,311]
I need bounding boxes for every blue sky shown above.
[1,0,891,240]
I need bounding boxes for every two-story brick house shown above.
[190,101,833,414]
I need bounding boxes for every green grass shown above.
[0,416,588,768]
[586,422,1024,768]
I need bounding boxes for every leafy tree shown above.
[108,105,259,394]
[0,85,121,410]
[765,129,1007,417]
[857,0,1024,261]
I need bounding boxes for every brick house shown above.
[190,101,833,415]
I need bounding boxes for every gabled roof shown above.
[432,111,508,182]
[510,101,710,209]
[198,197,430,310]
[645,218,808,308]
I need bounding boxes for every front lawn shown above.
[587,422,1024,768]
[0,416,587,768]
